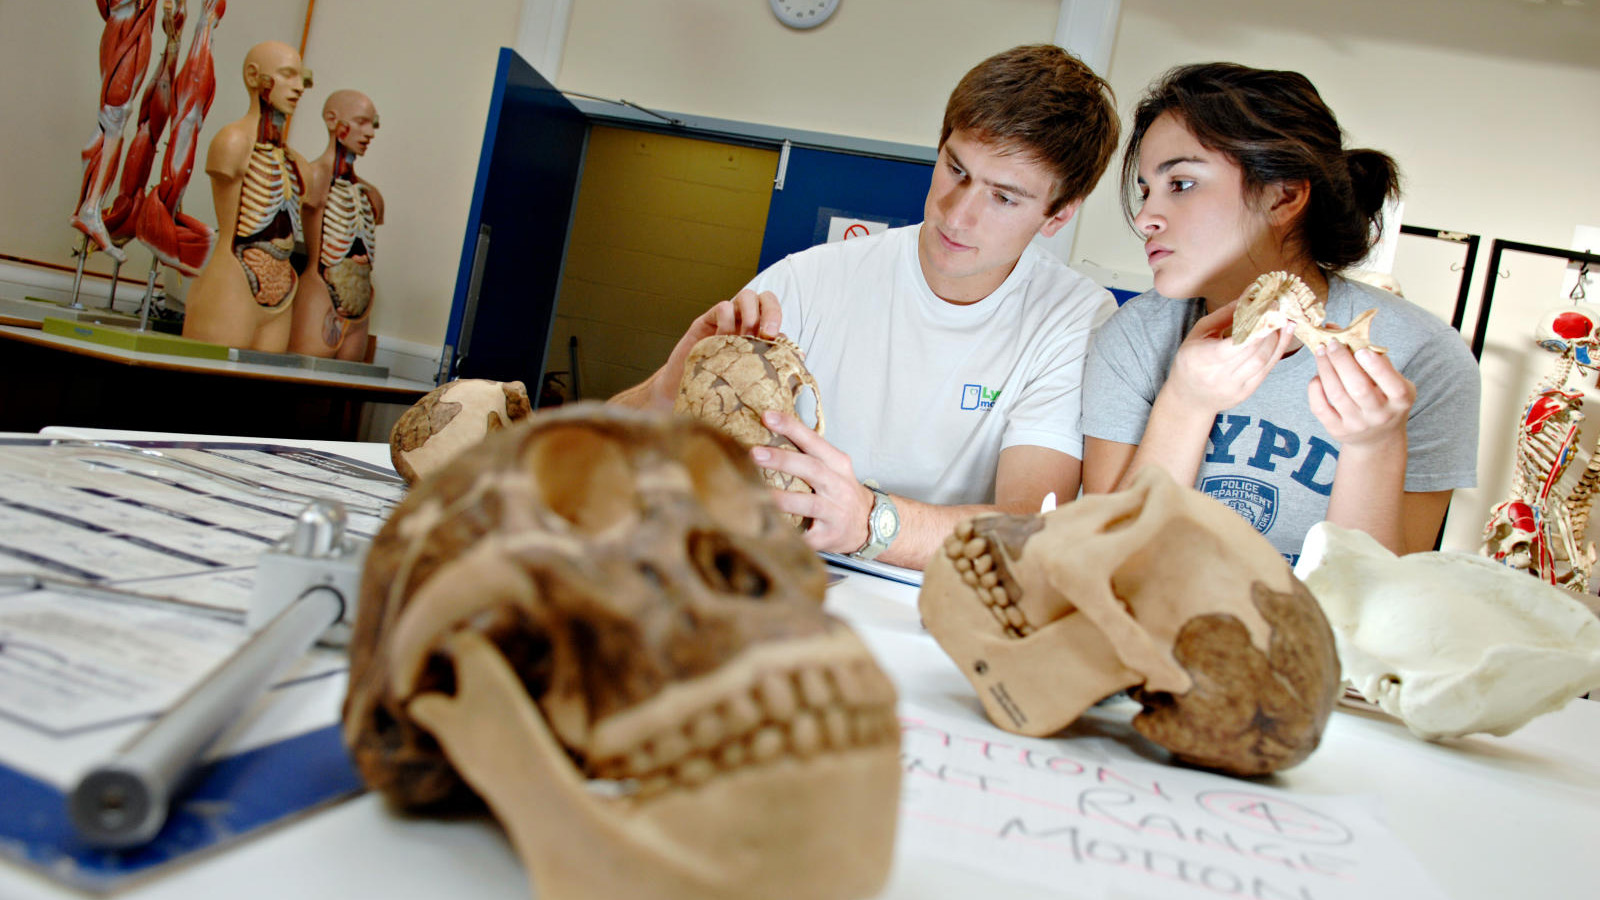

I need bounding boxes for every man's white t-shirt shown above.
[746,224,1114,506]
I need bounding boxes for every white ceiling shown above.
[1127,0,1600,70]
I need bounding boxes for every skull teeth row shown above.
[945,520,1034,639]
[592,660,898,799]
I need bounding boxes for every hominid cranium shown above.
[675,334,823,527]
[345,403,899,900]
[919,467,1340,776]
[388,378,532,485]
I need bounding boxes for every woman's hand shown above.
[1308,342,1415,448]
[1166,300,1296,414]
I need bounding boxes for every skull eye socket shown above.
[681,433,764,537]
[688,529,772,597]
[525,426,638,534]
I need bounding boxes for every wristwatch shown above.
[850,480,900,561]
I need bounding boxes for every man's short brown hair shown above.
[940,44,1120,216]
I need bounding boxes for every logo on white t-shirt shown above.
[960,384,1000,412]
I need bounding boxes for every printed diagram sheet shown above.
[0,439,403,783]
[0,439,403,612]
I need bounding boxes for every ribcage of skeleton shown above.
[237,142,304,240]
[320,177,377,269]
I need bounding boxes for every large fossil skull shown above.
[918,467,1340,776]
[345,403,899,900]
[389,378,532,485]
[675,334,823,527]
[1298,521,1600,740]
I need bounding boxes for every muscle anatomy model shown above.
[181,40,309,351]
[135,0,225,276]
[289,90,384,359]
[102,0,182,249]
[72,0,160,262]
[1482,304,1600,592]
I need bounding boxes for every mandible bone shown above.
[1232,270,1386,353]
[388,378,532,485]
[346,402,900,900]
[1299,521,1600,741]
[675,334,823,527]
[919,467,1340,776]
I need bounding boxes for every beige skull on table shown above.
[346,403,899,900]
[676,334,823,528]
[919,467,1340,776]
[389,378,532,485]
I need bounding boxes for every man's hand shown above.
[751,410,873,554]
[612,289,783,410]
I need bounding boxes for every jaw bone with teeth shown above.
[345,403,899,900]
[918,467,1341,776]
[1232,270,1387,354]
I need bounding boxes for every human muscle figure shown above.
[103,0,181,247]
[182,40,308,351]
[72,0,159,260]
[289,90,384,360]
[136,0,225,275]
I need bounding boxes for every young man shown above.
[612,44,1120,570]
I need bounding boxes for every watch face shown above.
[872,504,899,540]
[769,0,840,30]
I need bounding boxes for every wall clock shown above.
[769,0,839,30]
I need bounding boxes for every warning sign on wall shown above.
[826,216,890,243]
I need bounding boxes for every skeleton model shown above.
[676,334,825,528]
[135,0,224,277]
[71,0,160,263]
[346,404,900,900]
[1232,270,1386,353]
[1482,303,1600,591]
[918,467,1341,776]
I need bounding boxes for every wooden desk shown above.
[0,325,433,441]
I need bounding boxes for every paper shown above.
[896,704,1450,900]
[0,439,404,612]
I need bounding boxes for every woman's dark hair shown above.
[1120,63,1399,271]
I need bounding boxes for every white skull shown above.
[1297,522,1600,740]
[1535,303,1600,367]
[347,403,900,900]
[918,467,1341,776]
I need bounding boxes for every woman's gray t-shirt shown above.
[1081,275,1481,563]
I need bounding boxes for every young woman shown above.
[1081,63,1480,561]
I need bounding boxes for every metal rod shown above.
[68,235,91,310]
[67,586,344,848]
[107,256,123,311]
[138,257,161,332]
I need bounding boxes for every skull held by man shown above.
[345,402,899,900]
[675,334,823,527]
[918,467,1341,776]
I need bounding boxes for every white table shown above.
[4,433,1597,900]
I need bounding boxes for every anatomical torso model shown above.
[288,90,383,360]
[181,40,308,351]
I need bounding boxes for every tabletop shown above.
[2,432,1596,900]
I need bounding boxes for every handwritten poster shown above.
[896,705,1449,900]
